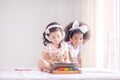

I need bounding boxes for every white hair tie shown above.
[69,20,79,31]
[69,20,88,33]
[79,25,88,33]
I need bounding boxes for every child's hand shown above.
[49,50,65,62]
[48,50,59,61]
[56,53,65,62]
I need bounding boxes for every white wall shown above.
[0,0,87,69]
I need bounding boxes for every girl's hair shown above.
[43,22,64,47]
[64,21,90,43]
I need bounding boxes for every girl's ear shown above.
[69,38,72,43]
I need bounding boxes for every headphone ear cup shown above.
[62,32,65,40]
[45,34,51,41]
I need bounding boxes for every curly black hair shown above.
[64,21,91,44]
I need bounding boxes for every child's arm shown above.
[42,49,57,65]
[64,42,71,63]
[78,53,82,68]
[64,51,70,63]
[68,51,74,62]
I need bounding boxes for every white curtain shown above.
[105,0,120,71]
[81,0,97,68]
[95,0,119,71]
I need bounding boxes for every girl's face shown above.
[49,30,62,45]
[71,33,84,47]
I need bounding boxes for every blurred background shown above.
[0,0,119,71]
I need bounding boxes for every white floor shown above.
[0,68,120,80]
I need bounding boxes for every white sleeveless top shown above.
[67,42,83,62]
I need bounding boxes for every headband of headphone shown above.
[45,24,65,41]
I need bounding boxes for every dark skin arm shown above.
[77,53,82,68]
[68,51,74,62]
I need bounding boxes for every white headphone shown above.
[44,24,65,41]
